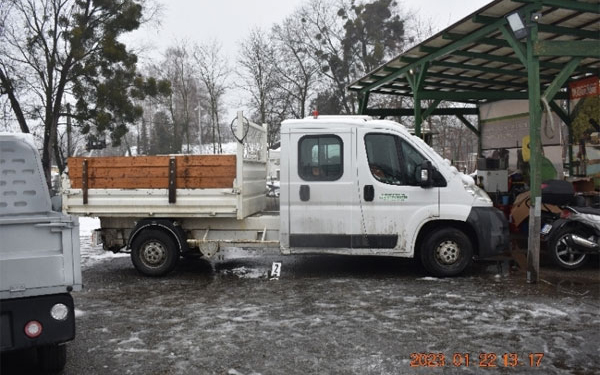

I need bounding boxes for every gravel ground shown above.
[2,219,599,375]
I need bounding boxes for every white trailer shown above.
[63,112,509,277]
[1,133,81,372]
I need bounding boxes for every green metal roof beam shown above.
[456,114,480,136]
[534,40,600,56]
[427,72,528,88]
[443,33,511,49]
[358,3,541,94]
[359,91,370,114]
[418,90,569,101]
[364,107,479,117]
[513,0,600,14]
[421,99,442,119]
[380,80,489,93]
[499,25,528,65]
[419,91,524,100]
[418,45,600,75]
[548,100,570,127]
[474,15,600,40]
[542,57,582,102]
[538,24,600,40]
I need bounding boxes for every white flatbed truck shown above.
[63,112,509,277]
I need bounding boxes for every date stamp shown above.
[409,352,544,368]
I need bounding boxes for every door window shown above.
[298,135,343,181]
[364,133,427,186]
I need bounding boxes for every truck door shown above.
[288,129,356,248]
[355,129,440,252]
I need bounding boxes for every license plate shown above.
[541,224,552,235]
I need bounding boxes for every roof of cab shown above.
[281,115,410,134]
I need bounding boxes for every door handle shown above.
[300,185,310,201]
[364,185,374,202]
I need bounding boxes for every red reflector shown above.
[560,209,571,219]
[24,320,42,338]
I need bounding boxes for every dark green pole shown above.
[526,12,541,284]
[359,91,370,115]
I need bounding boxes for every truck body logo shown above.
[379,193,408,202]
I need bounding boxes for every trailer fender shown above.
[127,219,189,254]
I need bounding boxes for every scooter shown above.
[543,202,600,270]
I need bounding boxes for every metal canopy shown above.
[349,0,599,108]
[350,0,599,284]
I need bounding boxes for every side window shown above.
[364,133,428,186]
[400,139,427,186]
[364,134,404,185]
[298,135,343,181]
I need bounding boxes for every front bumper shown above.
[1,293,75,352]
[467,207,510,258]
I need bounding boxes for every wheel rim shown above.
[555,234,586,266]
[435,240,461,265]
[140,241,167,268]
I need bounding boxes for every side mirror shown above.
[419,160,433,188]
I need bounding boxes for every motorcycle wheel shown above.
[548,226,589,270]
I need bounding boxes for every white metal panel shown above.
[0,134,51,215]
[63,188,238,218]
[288,128,356,237]
[356,127,439,254]
[0,208,81,299]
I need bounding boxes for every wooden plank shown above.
[68,166,236,179]
[68,155,235,169]
[69,177,235,189]
[68,155,237,189]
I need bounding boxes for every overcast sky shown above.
[131,0,490,62]
[125,0,490,115]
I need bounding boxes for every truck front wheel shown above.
[420,228,473,277]
[131,230,179,276]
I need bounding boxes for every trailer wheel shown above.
[420,228,473,277]
[131,229,179,276]
[38,343,66,373]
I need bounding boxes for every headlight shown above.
[50,303,69,321]
[465,184,492,204]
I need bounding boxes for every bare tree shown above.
[272,16,319,119]
[158,41,201,153]
[238,28,277,125]
[194,40,229,154]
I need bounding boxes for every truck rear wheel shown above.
[38,343,66,373]
[420,228,473,277]
[131,230,179,276]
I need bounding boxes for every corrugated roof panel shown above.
[349,0,600,103]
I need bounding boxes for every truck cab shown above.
[280,116,508,276]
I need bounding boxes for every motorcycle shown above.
[543,206,600,269]
[540,180,600,270]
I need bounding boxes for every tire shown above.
[38,343,66,373]
[131,229,179,276]
[420,227,473,277]
[547,226,588,270]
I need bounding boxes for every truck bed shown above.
[63,112,268,220]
